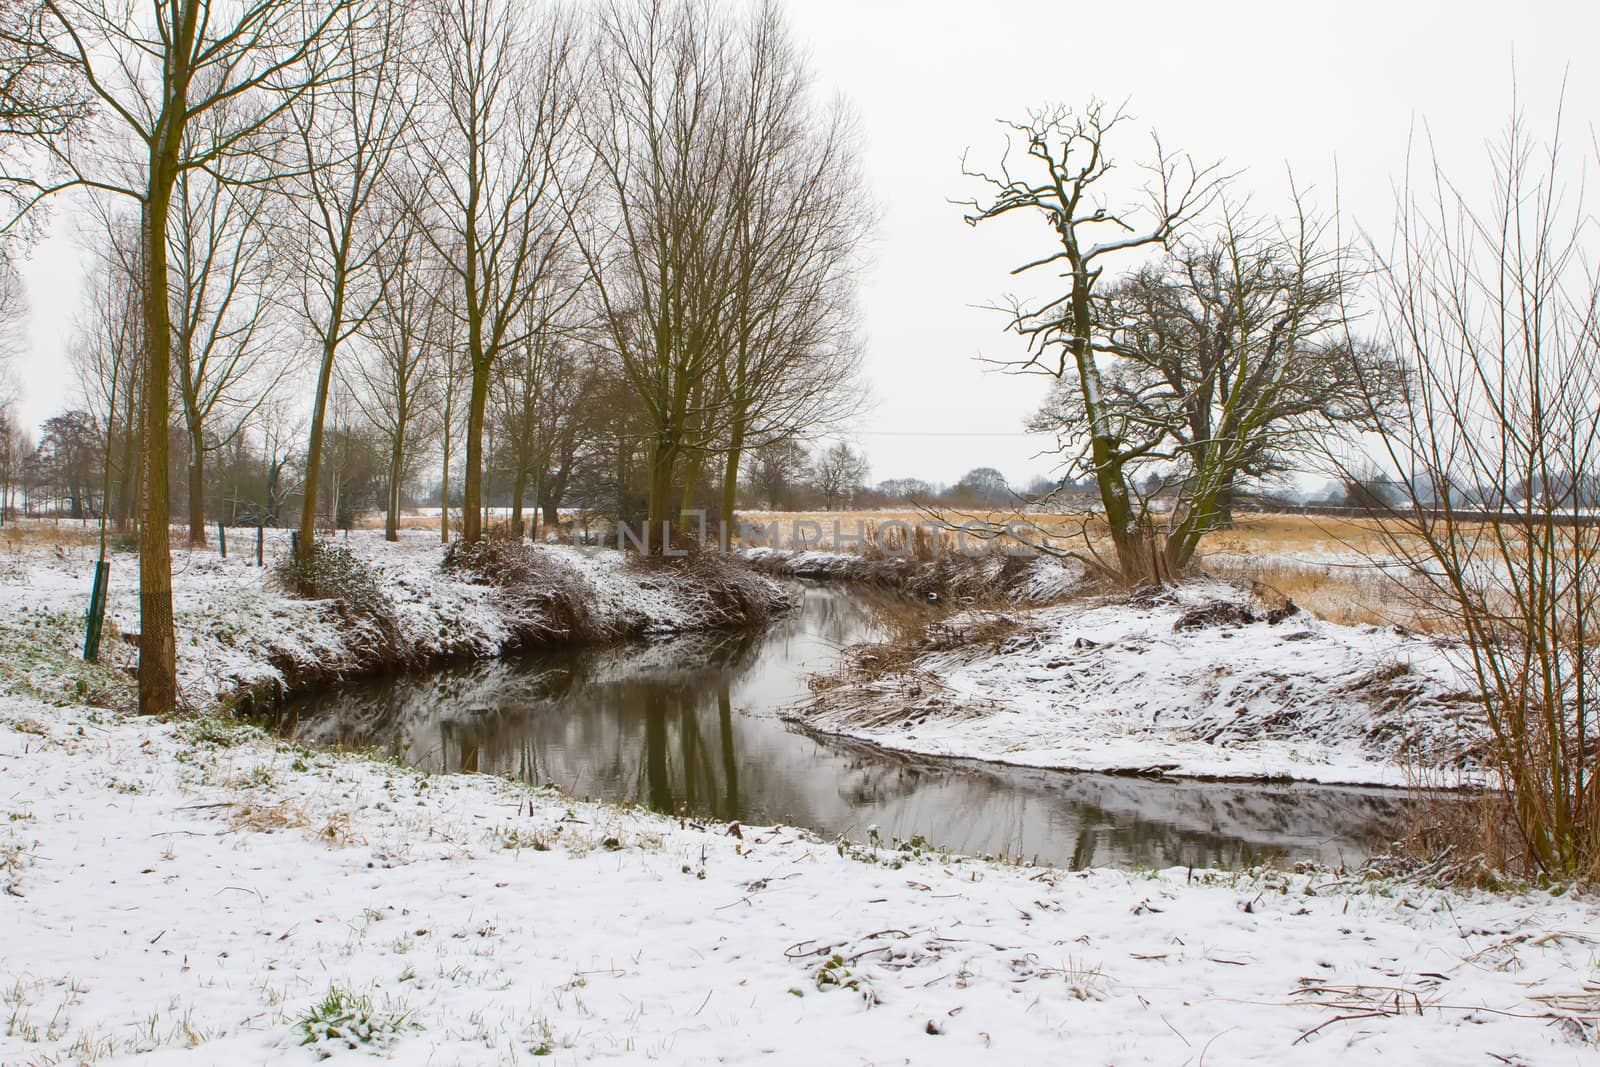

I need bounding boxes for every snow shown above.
[742,545,1088,603]
[0,527,791,711]
[2,525,1595,1063]
[4,698,1598,1065]
[801,580,1487,787]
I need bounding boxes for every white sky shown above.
[10,0,1599,488]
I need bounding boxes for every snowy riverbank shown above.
[0,527,793,712]
[799,580,1487,788]
[5,697,1599,1064]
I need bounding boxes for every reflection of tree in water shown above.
[268,585,1421,871]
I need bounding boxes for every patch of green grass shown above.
[174,715,264,749]
[296,986,414,1056]
[814,953,879,1005]
[0,609,131,706]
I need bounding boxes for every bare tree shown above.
[489,282,568,537]
[1353,105,1600,878]
[71,220,144,530]
[253,395,303,523]
[742,436,805,509]
[169,133,282,545]
[578,0,746,551]
[417,0,583,545]
[290,0,415,560]
[0,405,26,519]
[1027,198,1401,570]
[0,254,23,521]
[6,0,348,713]
[810,440,866,510]
[961,101,1224,584]
[351,193,448,540]
[708,3,868,533]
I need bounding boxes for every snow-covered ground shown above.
[800,580,1486,788]
[0,527,791,711]
[5,698,1599,1065]
[3,526,1596,1063]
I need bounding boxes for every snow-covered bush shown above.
[441,538,609,642]
[274,544,395,622]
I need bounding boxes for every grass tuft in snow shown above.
[296,986,415,1056]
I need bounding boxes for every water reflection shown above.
[269,584,1411,870]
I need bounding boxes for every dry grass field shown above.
[735,508,1441,629]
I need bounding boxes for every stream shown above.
[266,583,1409,870]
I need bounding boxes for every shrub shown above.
[442,538,607,642]
[273,544,404,655]
[274,544,392,618]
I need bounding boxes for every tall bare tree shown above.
[352,193,448,540]
[7,0,349,713]
[961,101,1223,584]
[290,0,415,560]
[579,0,742,551]
[170,132,282,544]
[708,3,867,532]
[417,0,583,545]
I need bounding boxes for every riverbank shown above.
[798,578,1486,788]
[0,527,794,713]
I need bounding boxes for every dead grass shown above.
[0,520,104,555]
[740,509,1467,630]
[1364,789,1525,889]
[226,797,358,846]
[806,589,1025,722]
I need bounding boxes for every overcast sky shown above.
[10,0,1598,488]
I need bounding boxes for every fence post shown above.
[83,560,109,663]
[256,524,264,567]
[218,521,226,559]
[290,530,299,560]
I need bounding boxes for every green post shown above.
[218,521,227,559]
[83,560,110,663]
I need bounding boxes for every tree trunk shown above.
[1069,278,1156,585]
[298,338,337,562]
[510,464,527,538]
[645,437,677,555]
[720,421,744,541]
[679,451,705,531]
[461,360,487,544]
[137,176,178,715]
[439,381,453,544]
[186,439,206,546]
[385,431,403,543]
